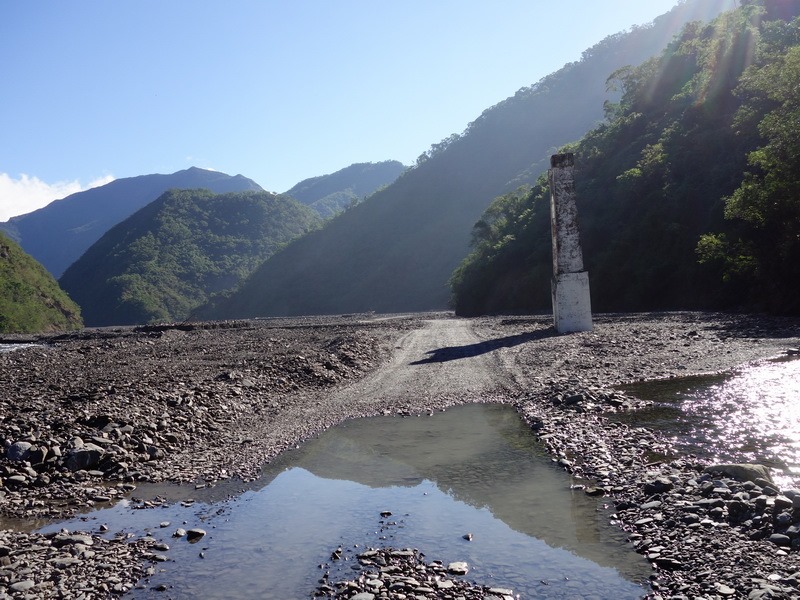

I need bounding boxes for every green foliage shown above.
[0,232,83,333]
[449,184,552,316]
[717,22,800,313]
[451,2,800,315]
[59,190,321,326]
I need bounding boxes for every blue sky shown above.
[2,1,706,220]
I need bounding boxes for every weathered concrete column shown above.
[549,153,592,333]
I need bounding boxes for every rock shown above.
[64,443,105,471]
[186,528,206,542]
[6,441,33,462]
[644,477,674,495]
[10,580,35,592]
[447,561,469,575]
[51,533,94,548]
[704,463,773,484]
[350,594,375,600]
[768,533,791,547]
[654,557,684,571]
[489,588,515,596]
[435,580,455,590]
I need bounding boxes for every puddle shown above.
[616,357,800,487]
[39,404,649,598]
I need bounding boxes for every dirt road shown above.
[341,317,519,406]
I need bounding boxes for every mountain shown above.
[449,1,800,316]
[59,189,320,326]
[0,167,262,279]
[0,231,82,333]
[198,0,734,320]
[284,161,407,218]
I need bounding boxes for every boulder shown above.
[703,463,773,484]
[5,441,32,462]
[64,443,105,471]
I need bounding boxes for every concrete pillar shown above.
[549,153,592,333]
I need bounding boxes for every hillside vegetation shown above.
[199,0,731,320]
[0,231,82,333]
[284,161,406,218]
[0,167,262,278]
[59,190,320,326]
[450,0,800,316]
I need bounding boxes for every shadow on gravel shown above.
[411,329,556,364]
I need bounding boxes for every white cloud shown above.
[0,173,115,222]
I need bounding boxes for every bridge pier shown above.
[549,153,592,333]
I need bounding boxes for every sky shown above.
[1,0,701,221]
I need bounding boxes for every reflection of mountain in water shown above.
[265,403,639,574]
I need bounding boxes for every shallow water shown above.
[0,343,40,353]
[40,404,649,598]
[617,357,800,487]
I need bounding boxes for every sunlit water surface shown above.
[39,404,649,599]
[0,343,40,353]
[617,357,800,488]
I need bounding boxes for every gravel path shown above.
[2,311,800,598]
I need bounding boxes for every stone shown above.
[644,477,674,495]
[52,533,94,548]
[350,594,375,600]
[6,441,32,462]
[489,588,514,596]
[768,533,791,547]
[704,464,773,484]
[447,561,469,575]
[64,443,105,471]
[435,580,455,590]
[654,557,684,570]
[186,528,206,542]
[10,580,35,592]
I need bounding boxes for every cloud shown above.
[0,173,115,221]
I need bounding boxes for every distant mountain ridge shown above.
[284,161,406,218]
[199,0,734,320]
[0,167,262,278]
[0,231,82,333]
[60,189,320,326]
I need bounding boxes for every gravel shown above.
[2,310,800,598]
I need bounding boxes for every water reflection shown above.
[618,357,800,487]
[41,404,649,599]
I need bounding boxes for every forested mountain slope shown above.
[0,167,262,278]
[284,161,406,218]
[0,231,82,333]
[450,0,800,316]
[201,0,733,319]
[59,190,320,326]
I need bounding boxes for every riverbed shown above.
[2,312,800,598]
